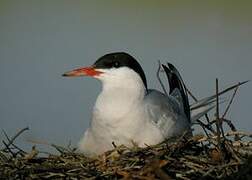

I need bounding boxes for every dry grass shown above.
[1,80,251,179]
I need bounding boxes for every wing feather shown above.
[144,90,190,137]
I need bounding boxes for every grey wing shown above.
[144,89,190,137]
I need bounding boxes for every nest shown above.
[1,80,251,179]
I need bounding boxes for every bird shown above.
[63,52,215,156]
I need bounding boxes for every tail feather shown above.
[190,93,222,110]
[162,63,191,122]
[161,63,248,124]
[190,100,215,122]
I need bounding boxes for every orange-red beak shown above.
[62,66,103,77]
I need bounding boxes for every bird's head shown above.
[63,52,147,89]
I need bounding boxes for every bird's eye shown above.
[113,61,120,68]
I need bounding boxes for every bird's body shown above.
[79,88,190,156]
[63,52,212,156]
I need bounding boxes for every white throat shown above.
[94,67,146,122]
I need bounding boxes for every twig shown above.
[215,79,225,162]
[222,85,239,118]
[196,120,211,138]
[215,80,249,97]
[112,141,117,148]
[221,118,237,132]
[224,141,241,162]
[215,79,221,138]
[207,118,237,138]
[215,79,226,139]
[156,60,168,96]
[185,87,197,102]
[225,131,252,138]
[196,120,215,136]
[2,140,16,157]
[2,130,26,156]
[203,162,240,177]
[2,127,29,151]
[0,150,9,162]
[51,144,71,154]
[197,130,252,143]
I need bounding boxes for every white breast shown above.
[78,67,164,155]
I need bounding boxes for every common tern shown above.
[63,52,215,156]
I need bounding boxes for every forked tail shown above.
[161,63,248,123]
[162,63,191,122]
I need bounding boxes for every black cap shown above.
[93,52,147,89]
